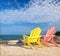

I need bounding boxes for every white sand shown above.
[0,43,60,56]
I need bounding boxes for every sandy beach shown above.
[0,40,60,56]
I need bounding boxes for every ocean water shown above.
[0,31,60,40]
[0,35,23,40]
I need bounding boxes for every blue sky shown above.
[0,0,60,35]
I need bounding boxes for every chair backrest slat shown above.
[30,27,41,38]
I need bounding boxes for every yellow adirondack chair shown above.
[23,27,43,49]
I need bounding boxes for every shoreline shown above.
[0,35,60,44]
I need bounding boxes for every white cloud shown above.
[0,0,60,24]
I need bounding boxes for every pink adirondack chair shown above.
[41,27,58,47]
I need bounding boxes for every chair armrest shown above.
[23,35,29,37]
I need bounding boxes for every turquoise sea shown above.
[0,35,23,40]
[0,32,60,40]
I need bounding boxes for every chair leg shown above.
[24,40,27,45]
[50,38,58,46]
[36,39,44,48]
[23,35,28,45]
[41,37,50,47]
[27,42,34,49]
[43,41,50,47]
